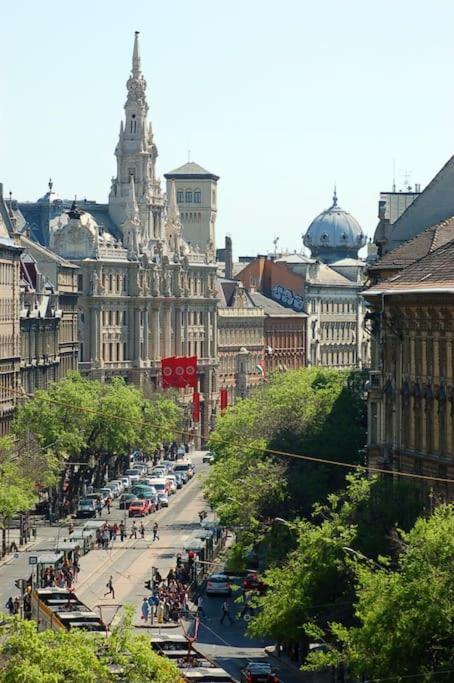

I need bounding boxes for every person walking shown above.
[104,576,115,599]
[130,521,137,539]
[220,598,234,625]
[152,522,159,542]
[119,521,126,542]
[141,597,150,623]
[139,522,145,539]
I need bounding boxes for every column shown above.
[183,307,189,356]
[142,308,149,362]
[175,307,182,356]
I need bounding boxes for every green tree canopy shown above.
[0,609,181,682]
[304,504,454,680]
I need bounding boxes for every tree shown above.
[247,475,424,660]
[0,609,181,682]
[205,368,367,535]
[11,373,183,510]
[304,505,454,679]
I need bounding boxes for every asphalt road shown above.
[0,451,321,682]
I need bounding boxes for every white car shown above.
[206,574,231,596]
[125,469,141,483]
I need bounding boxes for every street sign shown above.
[28,556,38,565]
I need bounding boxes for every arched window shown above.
[177,190,184,202]
[194,189,201,203]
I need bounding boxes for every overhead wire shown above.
[6,385,454,486]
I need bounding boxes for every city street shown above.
[0,451,319,682]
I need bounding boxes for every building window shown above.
[177,190,184,202]
[185,190,193,203]
[194,190,201,203]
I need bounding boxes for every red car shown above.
[242,572,267,594]
[128,500,149,517]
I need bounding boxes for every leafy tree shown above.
[205,368,367,535]
[0,610,181,682]
[304,505,454,679]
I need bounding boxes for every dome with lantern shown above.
[303,190,366,263]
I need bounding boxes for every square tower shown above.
[164,162,219,252]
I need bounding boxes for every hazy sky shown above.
[1,0,454,257]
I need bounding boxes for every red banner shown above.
[220,388,228,411]
[192,391,200,422]
[161,356,198,389]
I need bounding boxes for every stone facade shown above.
[164,163,219,253]
[365,243,454,502]
[217,279,265,405]
[14,33,218,442]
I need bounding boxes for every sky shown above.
[1,0,454,257]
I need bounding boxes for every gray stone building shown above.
[13,33,218,441]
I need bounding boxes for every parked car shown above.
[242,572,267,594]
[202,452,215,464]
[119,494,139,510]
[76,500,96,519]
[125,469,141,483]
[128,500,150,517]
[240,662,280,682]
[157,492,169,507]
[173,461,194,479]
[107,481,122,497]
[206,573,231,596]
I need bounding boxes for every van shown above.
[147,477,170,495]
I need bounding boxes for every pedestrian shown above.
[102,528,110,550]
[139,522,145,539]
[141,597,150,622]
[220,598,233,625]
[5,597,14,615]
[196,594,205,618]
[130,521,137,539]
[119,521,126,541]
[104,576,115,599]
[152,522,159,541]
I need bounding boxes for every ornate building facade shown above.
[217,279,265,405]
[365,240,454,502]
[14,33,218,441]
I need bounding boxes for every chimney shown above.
[225,235,233,279]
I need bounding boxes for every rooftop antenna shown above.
[273,236,280,257]
[392,160,396,192]
[401,168,412,191]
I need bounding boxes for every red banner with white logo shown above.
[161,356,198,389]
[220,388,228,411]
[192,391,200,422]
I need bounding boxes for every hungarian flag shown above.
[256,361,266,377]
[220,388,228,411]
[192,391,200,422]
[161,356,198,389]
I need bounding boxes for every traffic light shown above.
[144,580,152,591]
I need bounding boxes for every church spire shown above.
[132,31,141,77]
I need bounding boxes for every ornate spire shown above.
[132,31,141,77]
[167,180,180,223]
[125,176,140,222]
